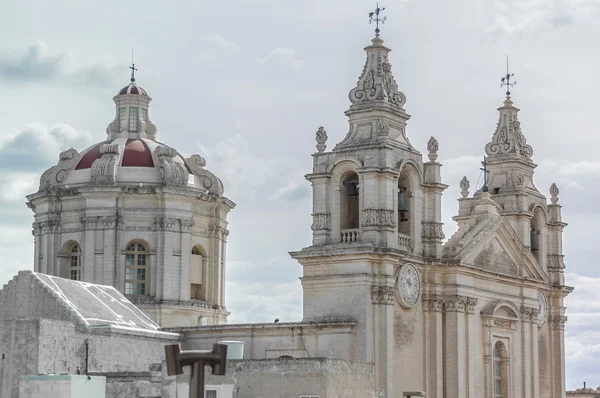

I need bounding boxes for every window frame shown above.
[124,241,149,295]
[128,107,139,132]
[492,341,508,398]
[119,107,127,130]
[69,243,82,281]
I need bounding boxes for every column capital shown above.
[371,286,395,305]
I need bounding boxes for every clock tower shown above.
[290,32,447,397]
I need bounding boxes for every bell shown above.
[530,228,539,251]
[398,187,409,221]
[345,180,359,196]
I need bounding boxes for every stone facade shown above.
[288,33,572,398]
[26,80,234,327]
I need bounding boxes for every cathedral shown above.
[0,27,572,398]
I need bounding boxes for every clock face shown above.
[537,291,548,326]
[396,263,421,308]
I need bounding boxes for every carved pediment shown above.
[453,219,548,281]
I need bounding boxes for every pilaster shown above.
[179,219,193,302]
[422,294,444,398]
[81,216,98,282]
[102,215,117,287]
[371,285,395,398]
[443,295,467,398]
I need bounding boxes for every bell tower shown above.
[291,28,447,396]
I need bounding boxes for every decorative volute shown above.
[485,97,533,161]
[336,35,415,151]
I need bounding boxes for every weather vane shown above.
[500,55,516,98]
[129,49,138,83]
[369,3,387,35]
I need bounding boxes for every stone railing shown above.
[398,233,411,252]
[341,229,360,243]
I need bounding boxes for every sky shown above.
[0,0,599,390]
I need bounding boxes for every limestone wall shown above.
[167,321,356,360]
[162,358,374,398]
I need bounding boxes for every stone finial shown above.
[485,98,533,160]
[550,183,559,204]
[316,126,328,153]
[460,176,470,198]
[427,136,439,162]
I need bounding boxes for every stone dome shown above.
[37,77,223,195]
[118,82,148,96]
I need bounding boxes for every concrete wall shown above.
[162,358,374,398]
[167,321,356,361]
[19,375,106,398]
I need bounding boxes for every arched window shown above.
[493,341,508,398]
[125,241,148,295]
[530,208,545,264]
[191,245,206,300]
[340,171,360,231]
[69,243,82,281]
[397,173,412,235]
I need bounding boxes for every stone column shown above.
[531,309,540,398]
[520,307,537,398]
[422,157,447,258]
[81,216,97,283]
[444,295,467,398]
[423,295,444,398]
[102,216,117,286]
[310,176,330,245]
[360,170,381,245]
[371,285,395,398]
[549,314,567,398]
[32,222,42,272]
[157,217,177,300]
[465,297,478,398]
[179,219,193,302]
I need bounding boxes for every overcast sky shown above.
[1,0,598,390]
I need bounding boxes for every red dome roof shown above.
[118,83,148,96]
[75,139,155,170]
[75,143,103,170]
[121,139,154,167]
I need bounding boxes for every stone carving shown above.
[90,143,120,185]
[156,145,189,186]
[549,183,559,204]
[315,127,328,153]
[311,213,330,231]
[427,136,438,162]
[186,155,225,195]
[444,295,467,312]
[376,118,389,137]
[548,315,567,330]
[520,306,537,323]
[362,209,396,228]
[40,219,61,234]
[81,216,98,229]
[459,176,470,198]
[181,220,195,232]
[348,36,406,108]
[39,148,80,191]
[466,297,478,315]
[505,170,525,189]
[485,104,533,159]
[547,254,566,271]
[371,286,395,305]
[422,295,444,312]
[154,217,176,231]
[421,221,445,240]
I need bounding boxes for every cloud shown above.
[203,33,241,52]
[485,0,600,35]
[0,42,124,87]
[0,123,93,171]
[565,273,600,389]
[269,179,311,201]
[255,48,303,70]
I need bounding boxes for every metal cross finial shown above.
[480,156,489,193]
[369,3,387,35]
[129,49,137,83]
[500,55,516,98]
